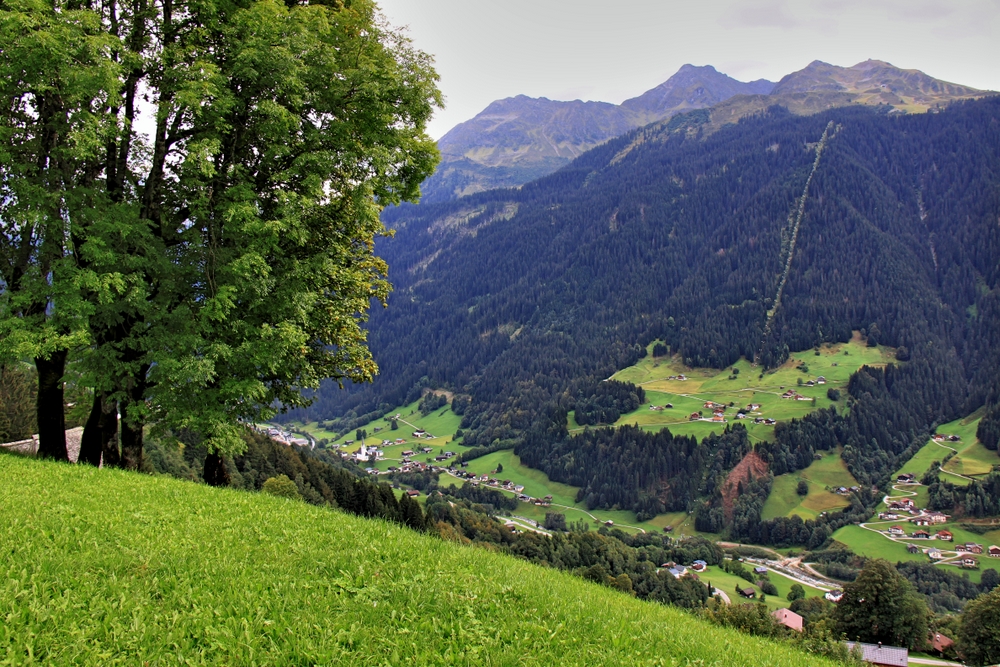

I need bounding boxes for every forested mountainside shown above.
[285,98,1000,537]
[421,60,988,203]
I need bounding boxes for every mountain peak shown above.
[620,64,774,120]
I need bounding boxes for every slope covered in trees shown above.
[284,99,1000,539]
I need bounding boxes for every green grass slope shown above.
[0,455,837,666]
[762,449,857,521]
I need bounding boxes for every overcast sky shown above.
[375,0,1000,139]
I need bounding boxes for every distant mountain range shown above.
[421,60,991,203]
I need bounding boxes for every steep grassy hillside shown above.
[0,454,838,666]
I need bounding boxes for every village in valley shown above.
[257,335,1000,665]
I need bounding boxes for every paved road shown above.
[908,658,963,666]
[710,588,732,604]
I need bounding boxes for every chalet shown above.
[405,489,420,497]
[824,590,843,602]
[936,530,953,541]
[906,544,920,554]
[373,426,382,433]
[957,543,984,554]
[754,566,768,575]
[887,499,914,511]
[704,401,725,410]
[604,520,614,526]
[925,511,949,524]
[745,404,762,412]
[676,374,687,381]
[772,608,803,632]
[887,525,905,536]
[420,447,433,453]
[402,450,414,457]
[412,430,425,437]
[913,530,931,539]
[805,380,815,387]
[667,565,687,578]
[665,403,674,408]
[878,512,901,520]
[711,415,725,422]
[843,642,908,667]
[735,413,746,419]
[930,632,954,655]
[928,549,944,560]
[781,390,797,399]
[914,518,931,527]
[896,473,915,483]
[962,557,978,569]
[989,545,1000,558]
[765,418,776,425]
[689,413,701,421]
[691,560,707,572]
[796,394,811,401]
[738,588,756,599]
[649,405,664,411]
[816,376,827,385]
[395,438,406,444]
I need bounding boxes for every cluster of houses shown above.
[259,426,311,447]
[648,403,674,411]
[659,559,708,580]
[780,389,812,401]
[932,434,961,442]
[665,374,688,381]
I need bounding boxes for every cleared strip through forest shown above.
[754,121,835,366]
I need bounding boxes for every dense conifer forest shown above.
[280,98,1000,544]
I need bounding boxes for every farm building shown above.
[772,608,803,632]
[931,632,954,654]
[738,588,756,599]
[843,642,908,667]
[906,545,920,554]
[989,545,1000,557]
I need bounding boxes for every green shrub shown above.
[262,474,301,500]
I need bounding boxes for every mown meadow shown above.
[0,454,840,666]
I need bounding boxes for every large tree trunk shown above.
[34,350,68,460]
[203,452,231,487]
[100,394,120,468]
[79,391,120,466]
[78,393,103,466]
[118,363,149,470]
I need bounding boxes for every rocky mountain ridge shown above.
[421,60,991,203]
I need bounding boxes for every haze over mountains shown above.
[422,59,991,203]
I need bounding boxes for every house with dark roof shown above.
[738,587,756,599]
[843,642,908,667]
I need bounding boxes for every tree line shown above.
[0,0,440,479]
